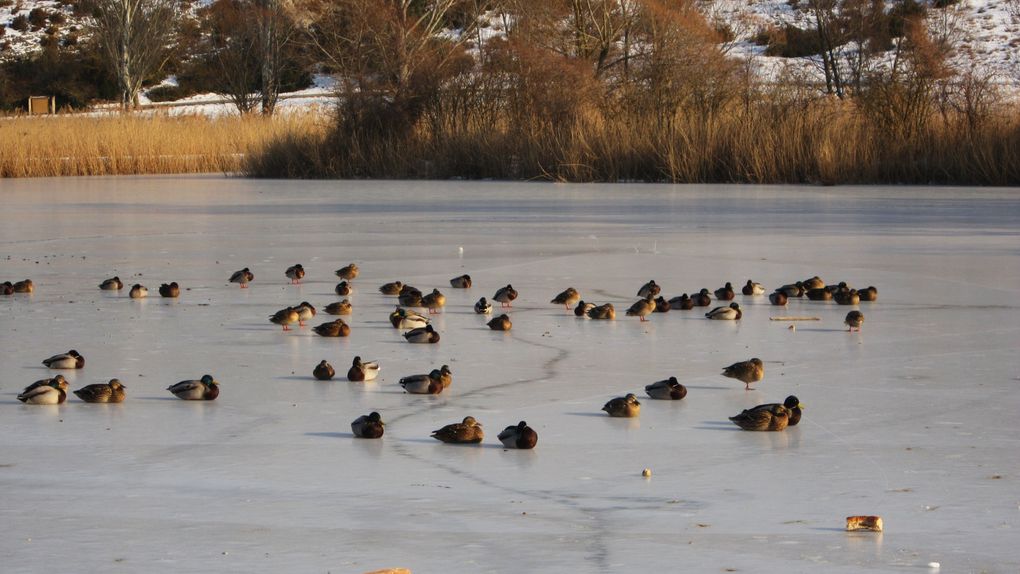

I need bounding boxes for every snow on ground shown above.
[1,178,1019,573]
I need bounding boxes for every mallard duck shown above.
[769,291,788,306]
[229,267,254,288]
[668,294,694,310]
[778,282,805,297]
[99,276,123,291]
[42,349,84,369]
[626,295,656,321]
[430,365,453,388]
[691,288,712,307]
[474,297,493,314]
[390,307,429,329]
[129,284,147,298]
[551,287,581,309]
[835,289,860,306]
[73,379,126,403]
[858,286,878,302]
[313,319,350,337]
[498,421,538,449]
[18,377,67,404]
[285,264,305,284]
[269,307,300,331]
[487,314,512,331]
[313,360,335,381]
[403,324,440,344]
[826,281,850,295]
[737,396,804,427]
[159,282,180,298]
[167,374,219,400]
[722,358,764,390]
[422,289,446,314]
[351,411,385,438]
[398,289,423,307]
[806,287,832,301]
[602,393,640,417]
[729,404,790,431]
[294,301,316,325]
[645,376,687,400]
[399,372,444,394]
[324,299,352,315]
[587,303,615,320]
[347,356,380,382]
[637,280,660,298]
[742,280,766,296]
[431,416,484,444]
[494,284,518,308]
[335,281,353,296]
[335,263,359,280]
[714,282,736,301]
[13,279,34,293]
[706,302,742,320]
[654,296,670,313]
[802,276,825,290]
[1,281,13,295]
[379,281,403,295]
[845,310,864,332]
[450,274,472,288]
[574,300,595,317]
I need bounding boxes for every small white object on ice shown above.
[927,562,940,569]
[458,246,464,256]
[642,468,652,478]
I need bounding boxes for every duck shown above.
[285,264,305,284]
[449,274,472,288]
[335,263,358,281]
[769,291,788,306]
[73,379,126,403]
[430,365,453,388]
[269,307,300,331]
[324,299,352,315]
[313,319,351,337]
[18,377,67,404]
[626,295,656,322]
[722,358,764,390]
[835,289,860,306]
[431,416,484,444]
[399,371,445,394]
[654,296,670,313]
[294,301,316,326]
[422,289,446,314]
[379,281,403,295]
[13,279,34,293]
[487,314,512,331]
[551,287,581,309]
[335,281,353,296]
[229,267,254,288]
[313,360,335,381]
[826,281,850,295]
[858,286,878,302]
[805,287,832,301]
[587,303,615,320]
[42,349,85,369]
[403,324,440,344]
[398,288,423,307]
[645,376,687,400]
[159,282,180,298]
[167,374,219,400]
[778,282,805,297]
[706,302,742,320]
[99,276,123,291]
[802,276,826,290]
[637,280,660,298]
[494,284,518,308]
[742,280,766,296]
[729,404,790,431]
[129,284,147,298]
[574,300,595,317]
[347,356,380,382]
[691,288,712,307]
[668,294,694,310]
[474,297,493,314]
[351,411,385,438]
[737,396,804,426]
[0,281,13,295]
[602,393,640,417]
[390,307,429,329]
[845,310,864,332]
[498,421,538,449]
[714,282,736,301]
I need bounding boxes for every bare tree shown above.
[252,0,300,116]
[90,0,179,109]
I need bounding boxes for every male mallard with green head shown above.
[706,302,742,320]
[167,374,219,400]
[99,276,123,291]
[42,349,84,369]
[352,412,385,438]
[403,324,439,344]
[729,404,790,431]
[18,377,68,404]
[498,421,538,449]
[645,377,687,400]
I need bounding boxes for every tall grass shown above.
[0,112,326,178]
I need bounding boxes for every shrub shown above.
[11,14,29,32]
[28,7,47,29]
[50,11,67,25]
[145,84,187,102]
[761,25,823,58]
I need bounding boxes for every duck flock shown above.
[8,266,876,448]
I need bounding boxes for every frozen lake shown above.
[2,177,1019,573]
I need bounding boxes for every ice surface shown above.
[1,177,1019,573]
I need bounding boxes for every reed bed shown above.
[0,112,327,178]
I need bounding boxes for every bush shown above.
[145,84,187,102]
[888,0,927,38]
[761,25,824,58]
[0,0,13,7]
[28,7,47,29]
[50,11,66,25]
[10,14,29,32]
